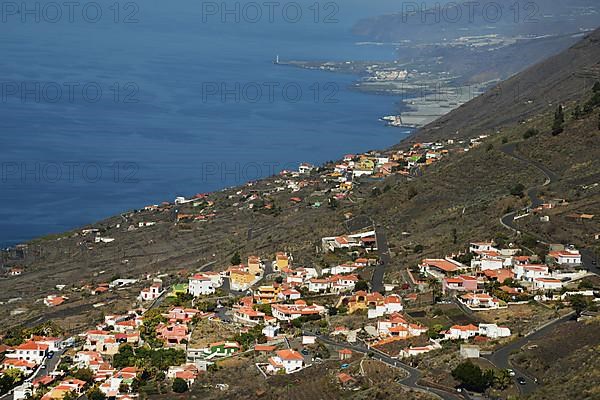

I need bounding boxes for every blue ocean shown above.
[0,0,412,246]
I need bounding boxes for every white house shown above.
[469,242,497,253]
[139,283,164,302]
[267,350,304,374]
[478,324,511,339]
[307,278,330,293]
[513,264,549,281]
[7,341,49,364]
[533,277,563,291]
[271,302,325,321]
[460,293,501,309]
[189,274,216,296]
[549,250,581,265]
[445,324,479,340]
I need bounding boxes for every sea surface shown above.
[0,0,414,247]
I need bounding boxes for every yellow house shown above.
[357,158,375,171]
[254,285,281,304]
[248,256,262,275]
[275,252,290,270]
[340,182,353,191]
[230,269,255,291]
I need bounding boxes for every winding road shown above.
[492,143,597,394]
[314,334,467,400]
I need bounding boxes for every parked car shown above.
[517,377,527,385]
[507,369,516,377]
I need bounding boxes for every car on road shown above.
[517,377,527,385]
[40,365,46,369]
[47,353,53,359]
[507,369,516,377]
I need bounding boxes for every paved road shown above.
[372,228,390,293]
[0,348,66,400]
[312,332,468,400]
[499,144,599,272]
[484,311,576,395]
[499,144,558,237]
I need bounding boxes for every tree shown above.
[87,387,107,400]
[119,382,130,394]
[452,361,494,392]
[552,105,564,135]
[569,294,588,317]
[414,244,424,253]
[354,280,369,292]
[172,378,189,393]
[493,369,512,390]
[510,183,525,197]
[274,276,283,284]
[74,368,94,384]
[523,128,539,139]
[230,251,241,266]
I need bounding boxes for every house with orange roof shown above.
[247,256,263,275]
[233,307,265,326]
[139,281,164,302]
[460,293,502,309]
[31,336,63,352]
[337,372,356,387]
[442,275,479,294]
[167,364,200,386]
[274,252,291,271]
[420,258,464,279]
[482,269,514,284]
[83,330,120,355]
[164,307,201,323]
[271,301,325,321]
[267,349,304,374]
[189,274,217,296]
[229,267,257,291]
[43,295,67,307]
[156,323,189,347]
[42,379,86,400]
[376,313,426,338]
[254,285,281,304]
[1,358,36,374]
[7,341,49,364]
[444,324,479,340]
[533,277,563,291]
[278,288,302,301]
[548,249,581,265]
[73,350,104,369]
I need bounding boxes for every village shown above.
[1,131,598,400]
[0,227,596,400]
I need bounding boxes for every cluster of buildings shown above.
[421,241,589,309]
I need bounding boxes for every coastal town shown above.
[1,123,598,400]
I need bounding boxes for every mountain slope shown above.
[405,27,600,144]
